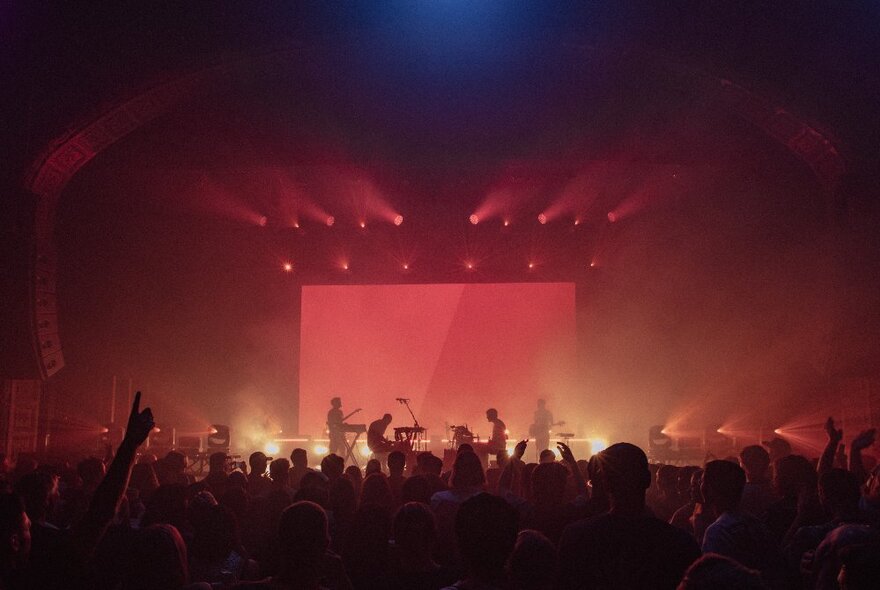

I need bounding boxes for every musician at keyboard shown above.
[327,397,361,456]
[367,413,409,454]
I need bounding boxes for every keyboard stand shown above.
[342,431,362,468]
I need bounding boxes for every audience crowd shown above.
[1,395,879,590]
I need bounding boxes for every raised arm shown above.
[557,442,588,497]
[818,417,843,476]
[849,428,876,484]
[74,392,154,556]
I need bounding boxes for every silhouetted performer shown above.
[488,408,507,452]
[368,414,406,454]
[327,397,360,457]
[530,399,554,454]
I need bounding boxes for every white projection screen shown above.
[299,282,577,443]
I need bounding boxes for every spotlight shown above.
[264,441,280,455]
[282,262,293,272]
[528,262,535,269]
[465,261,474,270]
[589,260,596,268]
[326,216,335,227]
[607,212,617,222]
[341,262,349,271]
[588,438,609,454]
[292,220,300,229]
[359,221,366,229]
[773,428,782,435]
[538,213,548,225]
[574,218,581,226]
[393,214,404,226]
[313,444,329,455]
[359,445,372,458]
[402,263,409,270]
[469,214,479,225]
[503,219,510,227]
[258,216,268,227]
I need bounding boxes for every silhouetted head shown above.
[594,443,651,505]
[331,397,342,408]
[382,414,392,424]
[320,454,345,481]
[537,399,546,408]
[451,451,485,489]
[486,408,498,421]
[249,452,268,476]
[763,437,792,464]
[387,451,405,475]
[278,502,329,581]
[365,459,382,476]
[701,460,746,512]
[360,473,393,510]
[508,529,557,590]
[164,451,186,472]
[208,452,228,474]
[127,524,190,590]
[393,502,437,556]
[290,448,308,468]
[678,553,767,590]
[739,445,771,482]
[269,458,290,486]
[458,443,474,455]
[539,449,556,464]
[455,493,518,580]
[344,465,363,488]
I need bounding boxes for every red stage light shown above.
[465,261,474,270]
[607,212,617,222]
[528,262,535,269]
[469,214,479,225]
[589,260,596,268]
[258,216,268,227]
[342,262,349,271]
[538,213,547,225]
[359,221,366,229]
[283,262,293,272]
[574,218,581,226]
[292,221,300,229]
[326,216,335,227]
[503,219,510,227]
[402,263,409,270]
[394,215,404,226]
